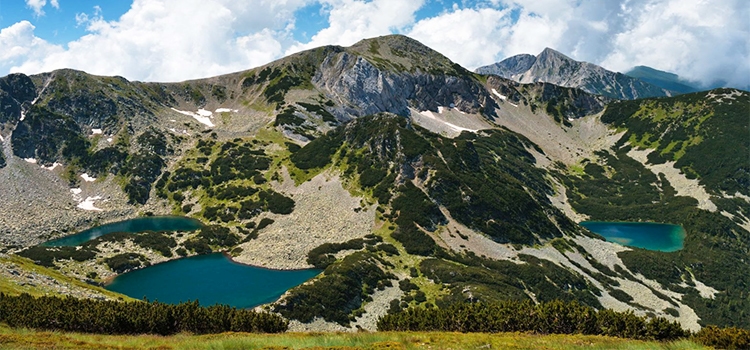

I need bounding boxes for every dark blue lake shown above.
[106,253,319,308]
[580,221,686,252]
[44,216,203,246]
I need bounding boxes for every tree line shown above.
[0,293,287,335]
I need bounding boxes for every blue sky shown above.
[0,0,747,88]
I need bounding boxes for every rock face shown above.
[313,35,498,120]
[477,48,671,100]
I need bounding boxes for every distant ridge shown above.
[624,66,700,94]
[476,48,671,100]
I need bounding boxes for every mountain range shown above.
[0,34,747,332]
[476,48,682,100]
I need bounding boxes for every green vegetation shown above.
[104,253,148,274]
[0,293,286,335]
[306,235,383,269]
[0,325,709,350]
[602,89,749,196]
[275,251,395,326]
[18,246,97,268]
[379,300,687,341]
[420,253,601,308]
[558,91,750,329]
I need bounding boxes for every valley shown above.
[0,34,747,338]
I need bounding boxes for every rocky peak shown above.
[476,48,672,100]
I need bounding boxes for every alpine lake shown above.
[45,216,320,308]
[580,221,686,252]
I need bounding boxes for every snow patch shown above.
[77,196,103,211]
[70,188,82,195]
[41,162,62,171]
[106,137,113,143]
[419,110,477,133]
[215,108,237,113]
[24,158,37,164]
[491,88,508,100]
[0,135,4,141]
[80,173,96,182]
[91,128,103,135]
[171,108,215,127]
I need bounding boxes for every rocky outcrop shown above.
[312,37,498,121]
[0,73,36,124]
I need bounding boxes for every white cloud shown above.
[407,7,512,70]
[0,21,62,70]
[10,0,311,82]
[25,0,59,16]
[2,0,748,88]
[286,0,424,55]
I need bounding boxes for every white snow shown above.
[215,108,238,113]
[77,196,103,211]
[41,162,62,171]
[491,88,508,100]
[70,188,82,195]
[106,137,113,143]
[0,135,4,141]
[80,173,96,182]
[91,128,103,135]
[171,108,215,127]
[24,158,37,164]
[418,110,478,133]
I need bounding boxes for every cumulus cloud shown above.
[9,0,310,82]
[25,0,59,16]
[407,7,512,70]
[285,0,424,55]
[493,0,749,88]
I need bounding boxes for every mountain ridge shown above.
[476,47,673,100]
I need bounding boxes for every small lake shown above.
[44,216,203,246]
[106,253,320,308]
[580,221,686,252]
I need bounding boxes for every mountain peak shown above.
[476,48,671,100]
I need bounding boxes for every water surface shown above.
[580,221,685,252]
[106,253,320,308]
[44,216,203,247]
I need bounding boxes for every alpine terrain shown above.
[476,48,674,100]
[0,34,747,336]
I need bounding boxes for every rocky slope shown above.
[477,48,671,100]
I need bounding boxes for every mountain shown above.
[0,34,748,333]
[476,48,672,100]
[625,66,700,94]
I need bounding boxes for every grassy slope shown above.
[0,326,706,350]
[0,255,132,300]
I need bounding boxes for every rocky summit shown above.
[0,34,747,333]
[476,47,672,100]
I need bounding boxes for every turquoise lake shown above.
[580,221,686,252]
[44,216,203,247]
[106,253,320,308]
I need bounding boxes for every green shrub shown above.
[693,325,750,349]
[0,293,287,335]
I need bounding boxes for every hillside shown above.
[625,66,700,94]
[476,48,671,100]
[0,34,747,333]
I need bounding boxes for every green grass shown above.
[0,326,708,349]
[0,255,132,301]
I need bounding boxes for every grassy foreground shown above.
[0,326,707,350]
